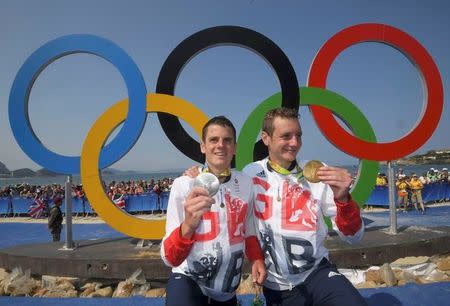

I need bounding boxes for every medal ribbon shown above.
[202,166,231,180]
[268,160,303,180]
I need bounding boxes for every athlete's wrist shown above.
[334,193,350,203]
[180,222,195,239]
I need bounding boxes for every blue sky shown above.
[1,0,449,172]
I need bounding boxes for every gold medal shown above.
[303,160,324,183]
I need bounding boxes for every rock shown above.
[80,287,96,297]
[3,267,38,296]
[393,269,402,280]
[41,275,58,288]
[80,282,102,291]
[436,258,450,271]
[43,287,78,297]
[414,276,432,285]
[80,282,103,297]
[89,286,113,297]
[404,262,437,277]
[112,281,133,297]
[145,288,166,297]
[236,275,257,295]
[400,271,416,284]
[57,276,81,288]
[426,269,449,282]
[0,269,9,282]
[0,269,9,295]
[127,268,146,285]
[356,280,378,289]
[29,283,44,297]
[429,255,440,263]
[380,263,397,286]
[56,279,75,291]
[33,288,49,297]
[41,275,78,295]
[132,283,151,296]
[391,256,429,266]
[338,268,365,285]
[365,269,383,284]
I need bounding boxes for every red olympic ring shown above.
[307,23,443,161]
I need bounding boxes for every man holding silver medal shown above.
[161,116,266,306]
[242,107,367,306]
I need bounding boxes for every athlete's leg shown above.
[304,259,367,306]
[263,285,307,306]
[165,273,207,306]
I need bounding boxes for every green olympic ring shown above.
[236,87,379,207]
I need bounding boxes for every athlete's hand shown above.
[183,166,199,178]
[181,187,215,238]
[251,259,267,286]
[316,166,352,202]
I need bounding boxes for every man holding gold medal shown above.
[161,116,266,306]
[242,107,367,306]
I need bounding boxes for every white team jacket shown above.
[243,158,364,290]
[161,170,257,301]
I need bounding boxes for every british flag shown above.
[112,194,126,210]
[28,197,46,218]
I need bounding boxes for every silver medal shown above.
[193,173,220,196]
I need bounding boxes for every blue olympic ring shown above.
[8,34,147,174]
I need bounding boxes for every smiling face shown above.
[200,124,236,175]
[262,117,302,169]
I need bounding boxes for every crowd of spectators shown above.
[0,177,174,200]
[390,167,449,213]
[374,167,449,187]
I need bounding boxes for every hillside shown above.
[10,168,36,178]
[0,161,9,175]
[36,168,63,177]
[397,149,450,165]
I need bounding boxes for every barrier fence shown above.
[1,182,450,217]
[0,191,170,217]
[366,182,450,206]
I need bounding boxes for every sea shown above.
[0,171,182,187]
[0,163,449,188]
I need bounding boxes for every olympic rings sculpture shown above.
[8,23,443,239]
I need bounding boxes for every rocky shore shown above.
[0,254,449,298]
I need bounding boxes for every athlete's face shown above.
[201,124,236,174]
[262,117,302,168]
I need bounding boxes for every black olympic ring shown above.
[155,25,299,166]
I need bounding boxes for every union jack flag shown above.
[112,194,126,210]
[28,197,46,218]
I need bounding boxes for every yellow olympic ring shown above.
[80,94,209,239]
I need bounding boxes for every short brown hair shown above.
[202,116,236,142]
[262,107,299,136]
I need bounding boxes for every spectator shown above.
[396,168,404,179]
[427,168,438,183]
[396,174,409,212]
[439,168,449,182]
[409,173,426,213]
[48,197,63,242]
[376,173,388,187]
